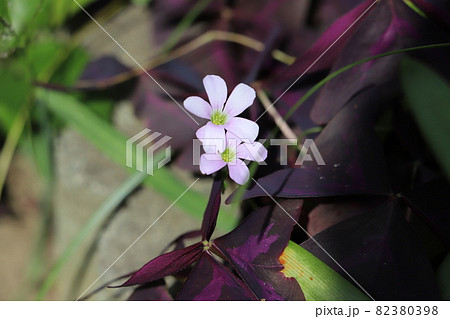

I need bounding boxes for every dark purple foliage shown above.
[270,0,379,87]
[127,280,173,301]
[310,0,439,124]
[79,56,129,82]
[176,254,257,301]
[402,178,450,247]
[119,175,304,300]
[215,200,305,301]
[301,199,440,300]
[121,242,204,287]
[236,87,391,201]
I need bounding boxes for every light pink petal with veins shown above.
[224,83,256,117]
[200,154,226,175]
[203,75,228,111]
[237,142,267,162]
[183,96,212,119]
[196,125,215,154]
[195,125,206,140]
[227,159,250,185]
[199,122,226,153]
[224,117,259,142]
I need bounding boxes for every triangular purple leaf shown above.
[402,178,450,248]
[79,56,130,82]
[270,0,379,86]
[301,199,440,300]
[214,200,305,301]
[176,254,257,301]
[235,87,391,202]
[410,0,450,31]
[127,279,173,301]
[121,243,203,287]
[310,0,441,124]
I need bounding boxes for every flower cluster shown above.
[184,75,267,184]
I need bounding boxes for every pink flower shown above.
[184,75,258,151]
[200,132,267,185]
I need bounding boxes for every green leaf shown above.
[437,254,450,300]
[403,0,426,17]
[25,36,64,80]
[43,0,97,28]
[401,58,450,180]
[0,59,31,132]
[0,0,16,55]
[161,0,213,53]
[8,0,41,34]
[37,88,237,231]
[131,0,153,6]
[0,0,11,24]
[50,46,90,86]
[280,241,370,301]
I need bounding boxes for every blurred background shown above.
[0,0,228,300]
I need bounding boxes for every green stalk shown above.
[161,0,213,53]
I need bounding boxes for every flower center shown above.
[210,110,227,125]
[202,240,212,251]
[220,147,236,163]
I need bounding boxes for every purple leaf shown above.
[214,200,305,301]
[121,243,203,287]
[411,0,450,31]
[270,0,379,86]
[301,199,440,300]
[236,87,391,201]
[132,75,206,171]
[79,56,129,82]
[127,280,173,301]
[271,87,320,132]
[161,230,202,253]
[200,175,222,241]
[176,254,257,301]
[402,178,450,248]
[310,0,438,124]
[307,198,386,236]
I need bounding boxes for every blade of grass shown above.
[36,171,147,300]
[401,58,450,181]
[281,241,370,300]
[24,100,54,288]
[161,0,213,53]
[0,101,32,198]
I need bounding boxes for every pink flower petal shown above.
[224,83,256,117]
[201,122,226,153]
[227,159,250,185]
[225,131,241,152]
[237,142,267,162]
[203,75,227,111]
[224,117,259,142]
[183,96,212,119]
[195,125,206,140]
[200,153,226,175]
